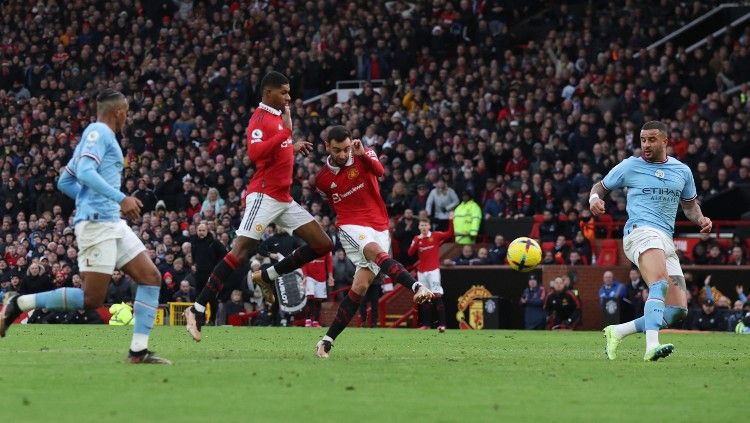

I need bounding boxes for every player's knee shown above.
[142,267,162,286]
[312,234,333,256]
[664,306,688,326]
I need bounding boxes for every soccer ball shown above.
[507,237,542,272]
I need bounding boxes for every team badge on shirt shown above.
[347,167,359,179]
[255,224,263,232]
[86,130,99,146]
[655,170,665,179]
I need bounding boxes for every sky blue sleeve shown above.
[79,126,109,167]
[57,165,81,199]
[77,155,126,204]
[681,167,697,201]
[601,159,628,190]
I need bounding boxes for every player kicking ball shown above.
[408,216,453,332]
[314,126,433,358]
[0,89,169,364]
[184,71,333,341]
[592,121,712,361]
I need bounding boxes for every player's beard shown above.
[330,152,351,168]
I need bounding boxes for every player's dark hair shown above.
[96,88,125,103]
[95,88,126,115]
[641,121,668,137]
[260,71,289,91]
[327,125,351,143]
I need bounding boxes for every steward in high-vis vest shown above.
[453,190,481,245]
[108,303,134,326]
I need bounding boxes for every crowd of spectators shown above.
[1,0,750,320]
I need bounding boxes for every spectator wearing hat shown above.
[160,272,177,304]
[688,297,727,331]
[453,190,481,245]
[408,183,431,214]
[520,275,546,330]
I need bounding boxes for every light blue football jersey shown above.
[64,122,124,223]
[601,156,697,236]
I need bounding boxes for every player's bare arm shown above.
[588,181,609,216]
[680,199,712,233]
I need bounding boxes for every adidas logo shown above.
[330,182,337,189]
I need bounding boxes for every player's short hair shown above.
[327,125,351,143]
[641,121,668,137]
[96,88,126,115]
[419,217,431,224]
[261,71,289,91]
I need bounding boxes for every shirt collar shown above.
[326,154,354,174]
[258,102,282,116]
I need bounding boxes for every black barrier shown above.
[441,267,542,329]
[482,217,535,240]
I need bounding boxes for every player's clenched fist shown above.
[589,197,606,216]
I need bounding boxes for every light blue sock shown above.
[663,306,688,327]
[644,280,668,331]
[131,285,160,352]
[28,288,84,311]
[634,316,645,332]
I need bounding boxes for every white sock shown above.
[646,330,659,350]
[323,335,333,344]
[266,266,279,281]
[130,333,148,352]
[614,321,637,338]
[17,294,36,311]
[193,303,206,313]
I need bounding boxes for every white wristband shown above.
[589,193,600,204]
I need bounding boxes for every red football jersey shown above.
[315,149,389,231]
[246,103,294,202]
[408,222,454,273]
[302,252,333,282]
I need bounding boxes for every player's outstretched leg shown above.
[1,288,85,337]
[254,223,333,285]
[187,238,255,341]
[316,267,373,358]
[372,252,432,304]
[316,289,363,358]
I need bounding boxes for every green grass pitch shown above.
[0,326,746,422]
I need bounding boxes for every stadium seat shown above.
[542,241,555,252]
[597,214,614,238]
[597,239,619,265]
